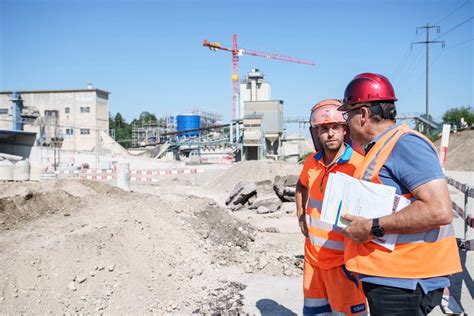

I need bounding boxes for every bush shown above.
[442,106,474,128]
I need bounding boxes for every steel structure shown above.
[203,34,315,123]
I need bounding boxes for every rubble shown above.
[225,181,257,211]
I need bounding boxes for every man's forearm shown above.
[380,200,448,234]
[380,179,453,234]
[295,182,308,218]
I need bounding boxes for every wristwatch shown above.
[371,218,385,238]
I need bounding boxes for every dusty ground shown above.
[0,162,304,314]
[0,160,472,315]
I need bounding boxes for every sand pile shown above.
[435,129,474,171]
[207,160,302,193]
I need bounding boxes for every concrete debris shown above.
[225,181,257,211]
[273,175,299,202]
[256,206,271,214]
[249,196,282,214]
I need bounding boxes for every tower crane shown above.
[203,34,315,137]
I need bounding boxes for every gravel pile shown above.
[207,160,302,193]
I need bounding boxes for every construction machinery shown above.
[203,34,315,142]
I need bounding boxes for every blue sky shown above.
[0,0,472,123]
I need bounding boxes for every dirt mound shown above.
[0,190,83,231]
[207,160,302,193]
[435,129,474,171]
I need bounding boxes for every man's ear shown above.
[360,107,369,126]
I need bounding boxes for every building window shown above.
[80,129,90,135]
[0,108,8,115]
[80,106,90,113]
[65,128,74,137]
[65,107,70,114]
[45,110,58,117]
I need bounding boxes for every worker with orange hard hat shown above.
[296,99,367,315]
[338,73,462,315]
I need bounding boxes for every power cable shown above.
[395,49,424,84]
[434,0,472,25]
[446,37,474,49]
[434,16,474,40]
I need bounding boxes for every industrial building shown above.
[0,84,110,152]
[239,69,284,160]
[239,68,271,119]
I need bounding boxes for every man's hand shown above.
[298,214,309,237]
[342,214,372,243]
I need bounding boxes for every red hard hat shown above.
[338,73,398,111]
[310,99,345,126]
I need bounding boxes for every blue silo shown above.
[177,114,201,137]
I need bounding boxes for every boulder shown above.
[226,181,257,211]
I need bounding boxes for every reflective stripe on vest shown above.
[397,224,454,244]
[304,297,329,307]
[308,197,323,210]
[306,214,343,233]
[309,235,345,251]
[306,197,344,251]
[345,124,462,278]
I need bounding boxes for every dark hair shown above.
[367,102,397,123]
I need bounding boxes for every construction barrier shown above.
[446,176,473,251]
[54,168,204,183]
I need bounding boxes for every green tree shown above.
[138,111,157,125]
[110,112,132,148]
[442,106,474,128]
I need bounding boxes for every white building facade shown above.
[0,87,110,152]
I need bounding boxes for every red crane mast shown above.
[203,34,315,124]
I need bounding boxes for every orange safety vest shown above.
[302,144,363,269]
[344,124,462,278]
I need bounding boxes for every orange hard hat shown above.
[310,99,345,127]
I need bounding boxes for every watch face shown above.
[372,226,385,238]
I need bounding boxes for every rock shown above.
[256,206,271,214]
[249,196,282,213]
[257,258,268,270]
[264,227,280,233]
[246,194,257,206]
[68,282,76,291]
[273,175,299,202]
[283,269,292,276]
[226,181,257,210]
[77,275,87,284]
[283,187,296,196]
[284,175,299,187]
[108,264,116,272]
[89,271,96,277]
[273,176,285,198]
[244,266,254,273]
[255,180,274,196]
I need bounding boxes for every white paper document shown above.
[320,172,411,251]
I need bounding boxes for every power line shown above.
[435,0,472,25]
[395,49,424,84]
[447,37,474,49]
[434,16,473,40]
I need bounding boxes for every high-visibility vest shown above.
[303,145,363,269]
[344,124,462,278]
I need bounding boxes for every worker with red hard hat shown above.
[296,99,367,315]
[338,73,462,315]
